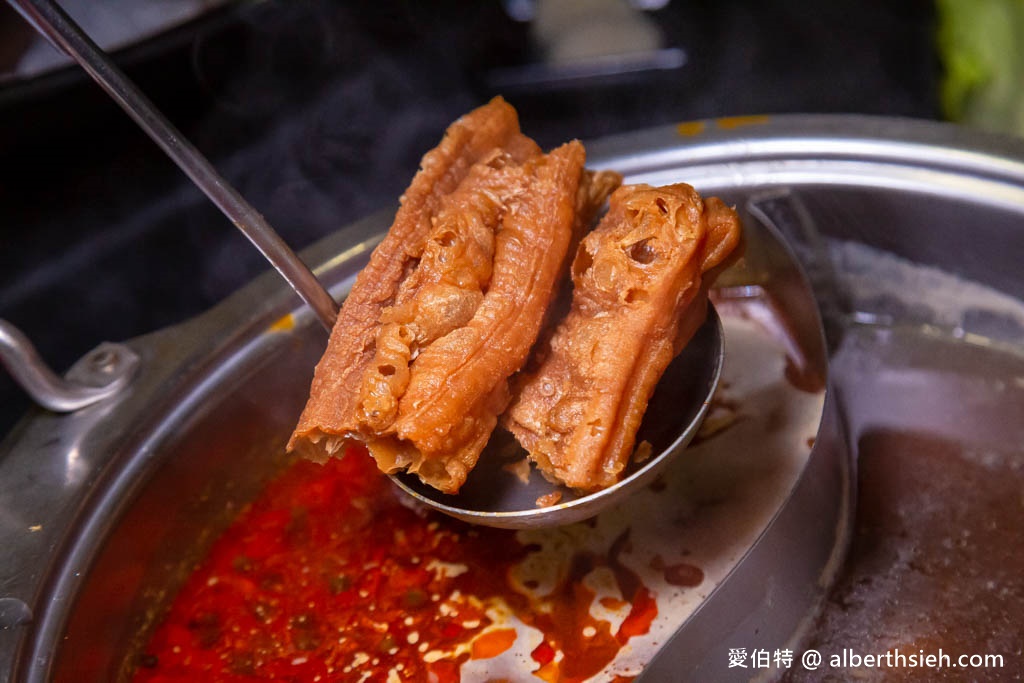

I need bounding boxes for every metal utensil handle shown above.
[0,319,137,411]
[8,0,339,331]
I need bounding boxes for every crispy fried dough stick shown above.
[354,150,538,434]
[289,98,619,494]
[288,97,533,462]
[372,141,589,493]
[503,183,742,491]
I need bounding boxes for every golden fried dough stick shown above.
[576,169,625,243]
[354,151,539,434]
[288,97,534,462]
[503,183,742,491]
[289,98,619,494]
[375,141,590,493]
[556,170,625,312]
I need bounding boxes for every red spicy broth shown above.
[131,446,654,682]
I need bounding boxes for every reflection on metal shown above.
[745,190,850,349]
[0,320,138,412]
[0,599,32,629]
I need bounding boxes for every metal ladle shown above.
[9,0,725,529]
[394,309,723,529]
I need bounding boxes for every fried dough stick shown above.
[503,183,742,491]
[354,151,536,435]
[289,98,618,494]
[289,97,534,463]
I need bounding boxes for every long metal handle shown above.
[8,0,339,331]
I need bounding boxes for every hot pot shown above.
[2,114,1024,682]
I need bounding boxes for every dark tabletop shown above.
[0,0,940,436]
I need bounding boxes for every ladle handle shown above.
[8,0,339,331]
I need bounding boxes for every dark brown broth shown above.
[787,429,1024,682]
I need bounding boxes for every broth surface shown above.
[130,314,822,682]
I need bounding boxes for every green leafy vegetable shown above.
[937,0,1024,136]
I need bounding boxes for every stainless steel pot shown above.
[2,114,1023,682]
